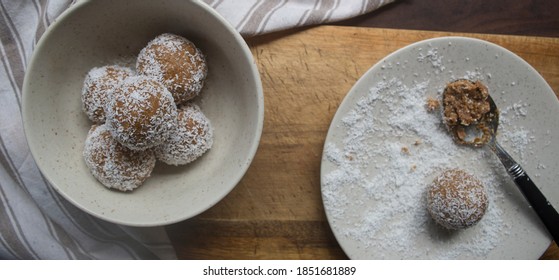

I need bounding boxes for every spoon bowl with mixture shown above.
[443,79,559,242]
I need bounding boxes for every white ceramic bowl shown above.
[22,0,264,226]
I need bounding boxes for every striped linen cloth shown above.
[0,0,394,259]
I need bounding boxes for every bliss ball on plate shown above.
[81,65,134,123]
[83,124,156,192]
[426,168,489,230]
[105,75,178,151]
[154,103,213,165]
[136,33,208,105]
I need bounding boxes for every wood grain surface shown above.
[166,26,559,260]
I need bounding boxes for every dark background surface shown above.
[335,0,559,37]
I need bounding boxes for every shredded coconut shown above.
[81,65,134,123]
[417,47,445,74]
[427,169,489,230]
[154,103,214,165]
[136,33,208,105]
[80,34,213,191]
[323,47,534,259]
[83,124,156,191]
[105,75,178,151]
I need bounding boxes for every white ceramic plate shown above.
[23,0,263,226]
[321,37,559,259]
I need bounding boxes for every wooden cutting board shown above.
[166,26,559,259]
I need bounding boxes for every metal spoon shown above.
[484,95,559,242]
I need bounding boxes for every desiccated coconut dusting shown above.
[136,33,208,105]
[427,169,489,230]
[155,103,214,165]
[322,47,535,259]
[83,124,156,192]
[81,33,214,192]
[105,75,178,151]
[81,65,134,123]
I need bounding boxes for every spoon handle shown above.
[492,141,559,242]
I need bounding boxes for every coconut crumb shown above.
[425,97,440,112]
[401,146,410,155]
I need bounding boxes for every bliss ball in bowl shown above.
[105,75,178,151]
[22,0,264,226]
[154,103,214,166]
[83,124,156,192]
[81,65,134,123]
[137,33,208,105]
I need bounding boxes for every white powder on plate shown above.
[323,47,535,259]
[417,47,445,74]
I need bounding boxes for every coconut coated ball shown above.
[136,33,208,105]
[81,65,134,123]
[426,168,489,230]
[154,103,213,165]
[83,124,156,191]
[105,75,178,151]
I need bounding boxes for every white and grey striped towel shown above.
[0,0,394,259]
